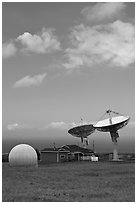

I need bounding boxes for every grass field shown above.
[2,161,135,202]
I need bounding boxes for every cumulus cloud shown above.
[3,28,61,58]
[64,20,135,69]
[81,2,126,23]
[14,73,47,88]
[17,28,61,54]
[7,123,31,130]
[2,42,17,59]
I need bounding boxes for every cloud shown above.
[44,122,78,130]
[64,20,134,69]
[3,28,61,59]
[44,120,92,130]
[2,42,17,59]
[81,2,126,23]
[14,73,47,88]
[17,28,61,54]
[46,122,69,130]
[7,123,31,130]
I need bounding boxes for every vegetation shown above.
[2,161,135,202]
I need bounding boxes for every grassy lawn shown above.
[2,161,135,202]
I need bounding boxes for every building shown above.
[61,145,94,161]
[40,147,69,163]
[40,145,94,163]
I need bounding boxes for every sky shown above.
[2,2,135,153]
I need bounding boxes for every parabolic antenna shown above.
[68,122,95,148]
[93,109,130,161]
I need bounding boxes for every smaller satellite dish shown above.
[68,124,95,137]
[68,124,95,147]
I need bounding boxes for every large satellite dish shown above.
[93,109,130,161]
[68,119,95,148]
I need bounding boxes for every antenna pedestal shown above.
[110,131,119,161]
[82,137,89,149]
[112,141,119,161]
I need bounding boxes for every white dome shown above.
[9,144,38,167]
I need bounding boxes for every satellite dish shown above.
[68,121,95,148]
[94,116,130,132]
[93,109,130,161]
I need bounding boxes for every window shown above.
[60,155,65,159]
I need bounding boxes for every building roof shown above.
[61,145,93,154]
[40,147,69,153]
[41,145,93,154]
